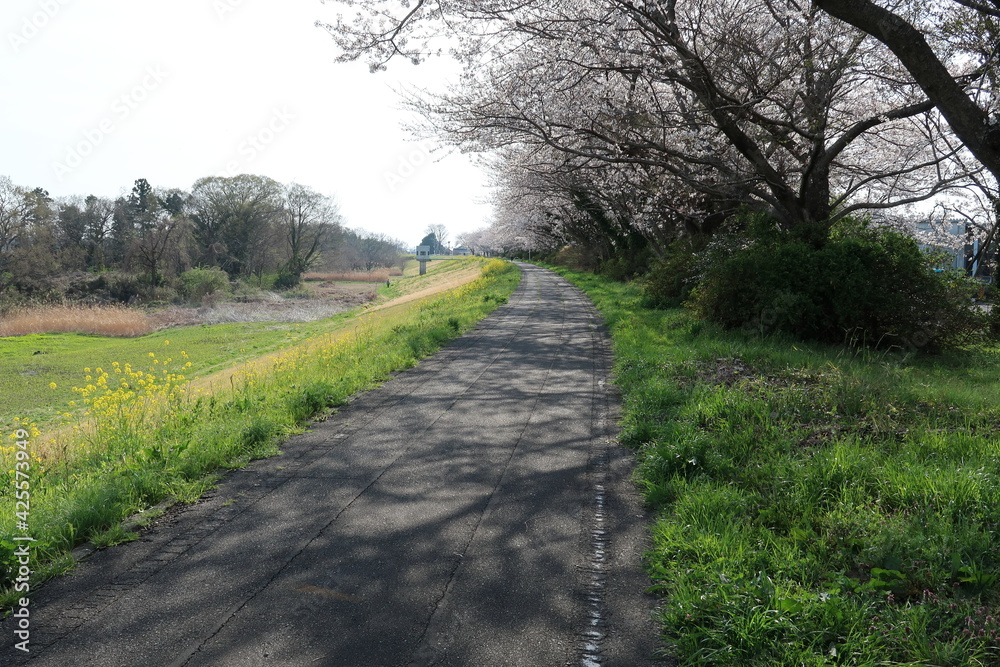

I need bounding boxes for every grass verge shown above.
[550,265,1000,666]
[0,259,519,610]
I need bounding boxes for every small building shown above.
[415,245,431,260]
[453,246,472,256]
[913,220,968,272]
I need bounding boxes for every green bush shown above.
[641,237,707,308]
[551,245,599,271]
[142,285,180,305]
[96,272,144,304]
[180,267,231,303]
[690,218,990,351]
[597,242,653,282]
[273,271,300,290]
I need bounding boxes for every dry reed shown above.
[0,304,154,337]
[304,269,402,283]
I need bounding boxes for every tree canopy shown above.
[320,0,996,260]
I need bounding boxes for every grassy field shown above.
[0,259,475,433]
[0,258,519,608]
[551,266,1000,666]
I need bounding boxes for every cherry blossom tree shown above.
[812,0,1000,266]
[321,0,975,247]
[813,0,1000,177]
[484,140,724,265]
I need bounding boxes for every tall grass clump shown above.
[0,259,519,609]
[549,264,1000,666]
[0,305,153,337]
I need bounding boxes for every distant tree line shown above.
[0,174,405,308]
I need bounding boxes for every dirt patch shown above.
[304,270,402,283]
[368,264,482,312]
[681,357,759,387]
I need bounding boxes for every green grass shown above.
[0,322,329,430]
[550,265,1000,666]
[0,259,520,610]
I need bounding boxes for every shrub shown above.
[180,267,231,304]
[143,285,180,305]
[255,273,279,290]
[273,271,301,290]
[641,237,708,308]
[988,304,1000,339]
[100,272,145,304]
[690,218,990,351]
[230,280,268,301]
[597,246,653,282]
[552,245,599,271]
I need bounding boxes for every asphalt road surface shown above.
[2,263,664,666]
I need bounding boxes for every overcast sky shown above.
[0,0,493,247]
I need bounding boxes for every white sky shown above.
[0,0,494,248]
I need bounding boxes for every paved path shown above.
[3,263,663,666]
